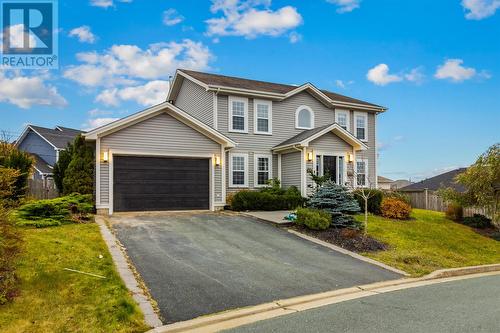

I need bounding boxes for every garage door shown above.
[113,156,210,212]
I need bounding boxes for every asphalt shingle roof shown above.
[273,124,333,148]
[180,69,383,108]
[400,168,468,192]
[31,153,53,174]
[29,125,84,149]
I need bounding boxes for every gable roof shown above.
[83,101,236,148]
[174,69,386,111]
[273,123,368,151]
[31,153,53,174]
[17,125,84,150]
[400,168,468,192]
[378,176,394,183]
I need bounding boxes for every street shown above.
[224,274,500,333]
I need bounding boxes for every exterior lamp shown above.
[347,153,354,163]
[307,151,313,162]
[215,155,221,166]
[102,151,109,163]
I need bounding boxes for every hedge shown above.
[231,186,305,211]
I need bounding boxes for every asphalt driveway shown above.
[110,212,401,324]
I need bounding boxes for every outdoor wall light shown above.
[347,153,354,163]
[215,155,221,166]
[102,151,109,163]
[307,151,313,161]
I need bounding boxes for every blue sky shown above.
[1,0,499,180]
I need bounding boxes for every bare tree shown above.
[345,164,377,234]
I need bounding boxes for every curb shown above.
[287,229,410,276]
[423,263,500,279]
[148,269,500,333]
[95,216,163,328]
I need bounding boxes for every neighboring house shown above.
[16,125,84,185]
[377,176,394,190]
[391,179,413,190]
[399,168,467,211]
[84,69,387,214]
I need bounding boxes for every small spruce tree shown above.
[307,180,361,229]
[53,142,73,193]
[62,135,94,195]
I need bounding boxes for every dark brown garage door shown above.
[113,156,210,212]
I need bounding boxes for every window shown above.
[295,106,314,129]
[230,153,248,187]
[335,110,350,131]
[356,159,368,187]
[229,96,248,133]
[254,154,272,186]
[354,112,368,141]
[254,99,272,134]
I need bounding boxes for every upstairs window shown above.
[354,112,368,141]
[335,110,350,131]
[229,96,248,133]
[255,154,272,186]
[254,99,272,134]
[296,106,314,129]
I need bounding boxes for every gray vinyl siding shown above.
[175,78,214,126]
[214,166,223,203]
[217,91,335,151]
[281,151,301,190]
[309,132,352,153]
[18,130,56,165]
[99,112,222,205]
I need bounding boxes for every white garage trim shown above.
[105,149,215,215]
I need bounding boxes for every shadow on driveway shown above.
[110,212,401,324]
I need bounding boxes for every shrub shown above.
[384,191,411,206]
[296,207,331,230]
[0,207,22,304]
[307,181,362,229]
[62,135,94,195]
[380,198,412,220]
[353,189,384,215]
[231,187,304,211]
[0,142,34,203]
[15,193,94,228]
[462,214,493,229]
[53,144,73,194]
[445,203,463,221]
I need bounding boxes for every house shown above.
[377,176,394,190]
[391,179,413,190]
[84,69,387,215]
[400,168,467,193]
[16,125,84,185]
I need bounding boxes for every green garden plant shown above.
[296,207,331,230]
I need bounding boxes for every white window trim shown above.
[229,152,249,187]
[356,158,369,188]
[253,99,272,135]
[228,96,248,133]
[295,105,314,130]
[335,109,350,132]
[254,153,273,187]
[354,111,368,142]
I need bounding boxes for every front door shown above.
[317,155,345,185]
[323,156,337,183]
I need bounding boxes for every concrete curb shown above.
[147,269,500,333]
[287,229,410,276]
[423,263,500,279]
[95,216,163,328]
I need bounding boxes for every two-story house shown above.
[84,70,386,215]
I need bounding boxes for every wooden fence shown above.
[27,179,58,200]
[403,189,491,218]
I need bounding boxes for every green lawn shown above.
[358,209,500,277]
[0,223,149,333]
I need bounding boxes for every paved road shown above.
[110,212,400,323]
[225,274,500,333]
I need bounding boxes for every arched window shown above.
[295,106,314,129]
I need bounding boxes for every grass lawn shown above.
[358,209,500,277]
[0,222,149,333]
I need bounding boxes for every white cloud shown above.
[326,0,361,13]
[63,39,212,87]
[462,0,500,20]
[88,108,113,116]
[335,79,354,89]
[404,67,425,84]
[434,59,482,82]
[96,80,170,107]
[163,8,184,26]
[69,26,97,44]
[288,31,302,43]
[2,24,38,49]
[0,71,67,109]
[366,64,403,86]
[206,0,302,40]
[82,117,120,131]
[90,0,113,8]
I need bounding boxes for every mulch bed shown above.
[291,225,388,253]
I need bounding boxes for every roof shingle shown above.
[29,125,84,149]
[400,168,468,192]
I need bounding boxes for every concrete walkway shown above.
[242,211,293,224]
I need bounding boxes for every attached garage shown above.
[113,156,210,212]
[84,102,236,215]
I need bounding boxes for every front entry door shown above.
[318,155,345,185]
[323,156,337,183]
